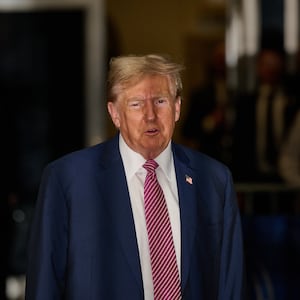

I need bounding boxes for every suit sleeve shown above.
[25,163,68,300]
[218,168,247,299]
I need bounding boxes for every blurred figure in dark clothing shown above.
[232,44,298,183]
[279,110,300,187]
[181,41,234,165]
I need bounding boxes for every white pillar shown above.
[284,0,299,55]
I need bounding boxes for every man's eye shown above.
[156,98,167,105]
[128,101,141,107]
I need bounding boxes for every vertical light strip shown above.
[85,0,106,146]
[284,0,299,54]
[226,3,241,68]
[226,0,242,90]
[242,0,260,56]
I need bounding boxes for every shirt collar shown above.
[119,133,173,181]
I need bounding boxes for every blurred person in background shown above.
[181,41,234,165]
[232,37,298,183]
[279,110,300,187]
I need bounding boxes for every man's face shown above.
[257,50,283,85]
[108,74,181,159]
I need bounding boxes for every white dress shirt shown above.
[119,134,181,300]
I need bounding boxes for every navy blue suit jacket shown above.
[25,134,245,299]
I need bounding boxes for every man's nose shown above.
[144,101,156,120]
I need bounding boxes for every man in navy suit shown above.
[25,54,245,299]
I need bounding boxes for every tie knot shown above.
[143,159,158,173]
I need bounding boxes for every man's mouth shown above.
[145,128,159,135]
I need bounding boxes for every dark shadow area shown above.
[0,10,85,298]
[242,213,300,299]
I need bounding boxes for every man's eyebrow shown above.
[126,98,146,106]
[127,94,170,101]
[153,95,169,98]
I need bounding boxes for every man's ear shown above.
[175,97,181,122]
[107,102,120,128]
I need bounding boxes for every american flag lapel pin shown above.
[185,174,193,185]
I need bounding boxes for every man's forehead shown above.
[122,78,171,94]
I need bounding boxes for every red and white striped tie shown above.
[143,159,182,300]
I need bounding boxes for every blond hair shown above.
[106,54,184,102]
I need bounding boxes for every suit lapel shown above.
[96,136,143,294]
[173,144,198,290]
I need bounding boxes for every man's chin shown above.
[141,143,167,158]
